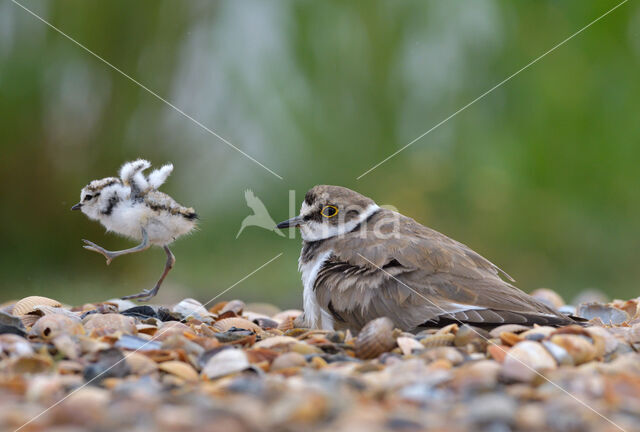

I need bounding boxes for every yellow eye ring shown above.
[321,205,339,218]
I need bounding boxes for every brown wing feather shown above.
[314,209,571,331]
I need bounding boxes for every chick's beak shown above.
[71,203,82,211]
[277,215,304,229]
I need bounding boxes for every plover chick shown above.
[277,185,574,332]
[72,159,197,301]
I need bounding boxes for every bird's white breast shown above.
[299,249,335,330]
[100,200,193,245]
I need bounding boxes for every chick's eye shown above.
[321,205,338,218]
[83,195,93,201]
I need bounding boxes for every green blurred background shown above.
[1,0,638,307]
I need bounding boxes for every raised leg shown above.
[121,246,175,301]
[82,228,149,265]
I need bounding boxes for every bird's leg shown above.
[121,246,175,302]
[82,228,150,265]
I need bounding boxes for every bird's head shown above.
[71,177,127,221]
[277,185,380,241]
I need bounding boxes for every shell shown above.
[12,296,62,317]
[396,336,424,356]
[213,318,262,334]
[586,326,619,356]
[489,324,531,338]
[354,317,397,360]
[52,334,81,360]
[172,298,212,322]
[253,317,279,330]
[548,334,596,365]
[541,340,573,366]
[218,300,245,316]
[500,332,524,347]
[0,334,34,358]
[488,344,509,363]
[154,321,196,341]
[158,361,199,382]
[124,352,158,375]
[20,314,41,329]
[521,326,556,341]
[201,348,250,379]
[530,288,565,308]
[30,315,85,340]
[623,323,640,344]
[454,325,489,352]
[420,333,455,348]
[82,313,136,335]
[576,303,629,325]
[502,341,557,382]
[277,317,296,331]
[270,352,307,371]
[272,309,303,323]
[435,323,459,335]
[420,346,465,365]
[253,336,300,350]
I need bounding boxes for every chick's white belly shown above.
[103,203,192,245]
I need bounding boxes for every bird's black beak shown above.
[71,203,82,211]
[277,215,304,229]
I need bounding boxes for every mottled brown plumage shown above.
[278,185,573,332]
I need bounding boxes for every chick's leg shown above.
[82,228,150,265]
[121,246,175,301]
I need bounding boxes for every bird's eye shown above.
[83,194,93,201]
[321,205,338,218]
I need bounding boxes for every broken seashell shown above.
[124,352,158,375]
[576,303,629,325]
[201,348,250,379]
[396,337,424,356]
[270,352,307,371]
[0,334,34,358]
[420,346,464,365]
[212,317,262,334]
[521,326,556,341]
[172,298,212,322]
[585,326,619,356]
[502,341,557,381]
[500,332,524,347]
[487,344,509,363]
[30,315,84,340]
[218,300,245,316]
[83,313,136,336]
[454,325,489,352]
[277,317,296,331]
[154,321,196,341]
[272,309,303,323]
[540,340,573,366]
[548,334,596,365]
[354,317,397,360]
[489,324,530,338]
[12,296,62,317]
[158,360,199,382]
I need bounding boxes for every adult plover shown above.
[277,185,573,332]
[72,159,197,301]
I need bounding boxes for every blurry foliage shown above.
[0,0,639,306]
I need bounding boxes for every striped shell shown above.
[355,317,396,360]
[12,296,62,317]
[420,333,455,348]
[213,317,262,333]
